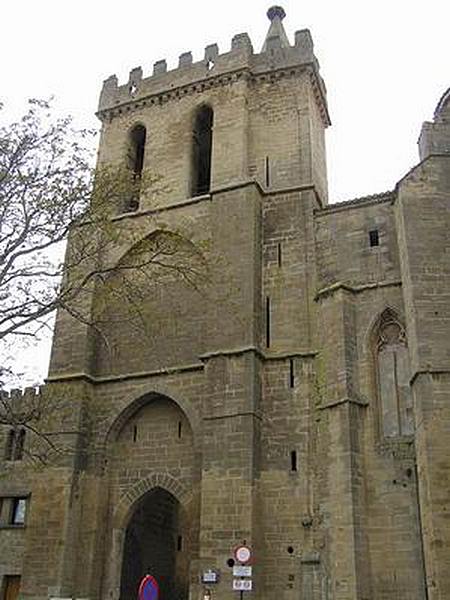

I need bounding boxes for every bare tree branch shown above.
[0,99,211,463]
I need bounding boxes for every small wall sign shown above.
[233,579,253,591]
[201,569,220,584]
[233,566,252,577]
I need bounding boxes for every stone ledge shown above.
[77,181,321,227]
[203,410,262,421]
[200,345,317,361]
[315,279,402,302]
[319,396,369,410]
[48,347,321,386]
[46,362,204,385]
[410,369,450,386]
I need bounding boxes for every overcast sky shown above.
[1,0,448,382]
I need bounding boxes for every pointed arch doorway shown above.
[120,487,189,600]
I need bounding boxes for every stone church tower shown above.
[1,7,450,600]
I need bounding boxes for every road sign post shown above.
[232,545,253,599]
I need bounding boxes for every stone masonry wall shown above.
[2,12,449,600]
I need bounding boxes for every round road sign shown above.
[139,575,159,600]
[234,544,252,564]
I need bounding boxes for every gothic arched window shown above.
[375,310,414,437]
[125,124,147,211]
[191,105,213,196]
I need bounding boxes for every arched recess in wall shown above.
[105,390,201,448]
[372,308,414,438]
[191,105,213,196]
[103,392,199,600]
[125,123,147,211]
[106,392,198,495]
[91,229,207,375]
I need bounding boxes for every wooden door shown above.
[3,576,21,600]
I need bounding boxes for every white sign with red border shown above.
[234,545,252,564]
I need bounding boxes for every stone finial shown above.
[266,36,282,51]
[419,87,450,161]
[434,87,450,122]
[267,6,286,21]
[262,5,290,52]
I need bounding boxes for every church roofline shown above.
[321,153,450,215]
[316,190,394,214]
[394,153,450,193]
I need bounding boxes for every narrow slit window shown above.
[4,430,15,460]
[290,450,298,472]
[129,125,146,178]
[277,243,282,267]
[178,421,182,439]
[266,296,271,348]
[177,535,183,551]
[265,156,270,188]
[191,105,213,196]
[15,429,25,460]
[133,425,138,443]
[289,359,295,388]
[369,229,379,247]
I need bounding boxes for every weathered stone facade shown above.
[1,7,450,600]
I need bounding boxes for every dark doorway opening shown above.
[2,576,21,600]
[120,487,188,600]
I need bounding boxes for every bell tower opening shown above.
[125,124,146,211]
[120,487,188,600]
[191,105,213,196]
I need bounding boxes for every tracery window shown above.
[375,310,414,437]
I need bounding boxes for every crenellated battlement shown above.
[0,386,43,427]
[97,25,329,126]
[0,386,42,403]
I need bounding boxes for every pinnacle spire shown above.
[262,6,290,52]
